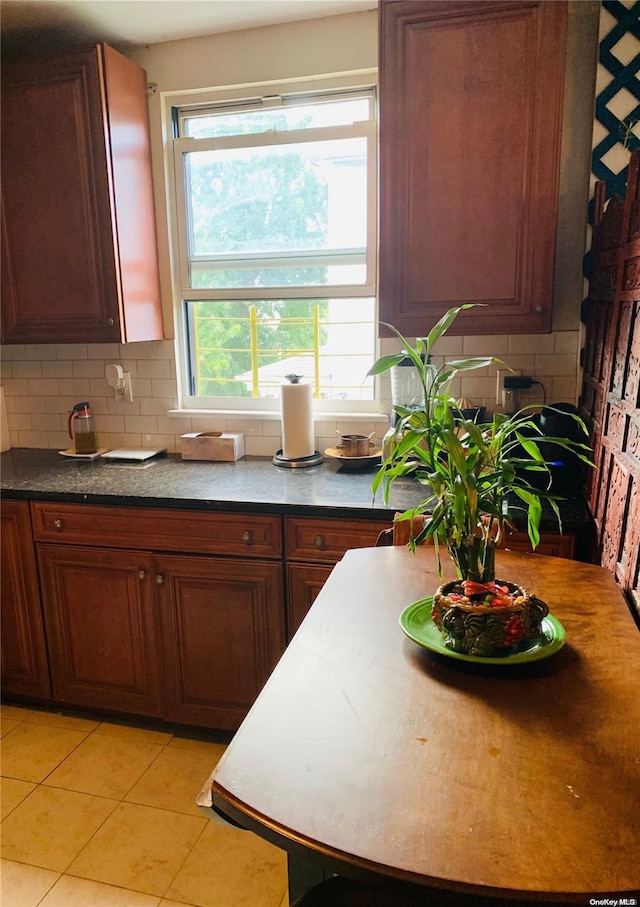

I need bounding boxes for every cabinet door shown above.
[378,0,567,337]
[1,501,51,699]
[37,545,165,717]
[287,563,333,639]
[155,554,285,730]
[1,45,162,344]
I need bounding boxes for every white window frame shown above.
[163,72,380,414]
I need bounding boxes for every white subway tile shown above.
[462,335,509,356]
[189,416,228,433]
[73,360,106,378]
[0,361,13,379]
[118,360,139,378]
[88,343,121,359]
[97,415,126,433]
[16,430,47,447]
[150,340,175,359]
[106,398,141,416]
[508,334,555,354]
[13,396,46,414]
[1,345,26,360]
[133,378,153,397]
[554,332,579,354]
[24,344,56,360]
[138,359,172,380]
[28,379,60,396]
[534,354,578,376]
[141,397,180,416]
[157,415,193,435]
[142,433,176,452]
[37,414,64,431]
[49,432,72,450]
[121,341,154,359]
[89,379,111,397]
[551,377,579,403]
[10,414,33,430]
[151,378,179,397]
[226,418,263,436]
[109,432,142,448]
[245,436,280,457]
[3,378,30,396]
[124,415,158,434]
[12,361,42,378]
[42,360,74,378]
[56,344,87,360]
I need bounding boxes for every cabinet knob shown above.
[137,569,147,581]
[535,305,543,313]
[155,574,165,586]
[53,519,63,531]
[242,530,252,544]
[106,317,115,327]
[314,535,326,550]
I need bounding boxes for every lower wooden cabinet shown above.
[284,517,391,638]
[155,554,284,730]
[0,501,51,699]
[37,545,165,717]
[287,563,334,638]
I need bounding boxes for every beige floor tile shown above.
[0,722,89,783]
[0,718,20,738]
[0,704,33,724]
[167,734,229,754]
[40,875,162,906]
[95,720,174,746]
[45,731,165,800]
[0,859,60,907]
[24,710,100,733]
[68,801,206,898]
[125,745,225,817]
[0,777,36,820]
[166,822,288,907]
[1,785,118,872]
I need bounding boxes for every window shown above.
[170,81,378,410]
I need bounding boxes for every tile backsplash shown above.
[0,330,580,455]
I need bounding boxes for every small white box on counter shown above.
[180,431,245,462]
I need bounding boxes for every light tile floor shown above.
[0,704,289,907]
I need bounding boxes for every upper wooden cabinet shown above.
[1,44,163,344]
[378,0,567,336]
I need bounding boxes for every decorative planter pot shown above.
[432,579,548,657]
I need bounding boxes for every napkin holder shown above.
[181,431,245,462]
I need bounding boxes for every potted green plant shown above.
[369,305,592,656]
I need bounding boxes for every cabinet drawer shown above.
[285,516,390,564]
[31,502,281,558]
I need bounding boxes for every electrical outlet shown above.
[495,368,521,404]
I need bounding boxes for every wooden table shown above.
[203,546,640,903]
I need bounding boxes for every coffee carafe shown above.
[68,402,97,454]
[390,354,435,426]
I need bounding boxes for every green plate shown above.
[399,597,566,665]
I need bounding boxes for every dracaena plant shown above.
[369,305,593,583]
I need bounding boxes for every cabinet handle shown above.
[53,519,63,531]
[155,574,165,586]
[314,535,326,550]
[242,530,252,544]
[137,569,147,581]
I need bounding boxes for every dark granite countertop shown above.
[0,448,420,521]
[0,448,592,531]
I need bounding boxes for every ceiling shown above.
[0,0,378,57]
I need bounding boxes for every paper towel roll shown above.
[1,387,11,452]
[281,380,315,460]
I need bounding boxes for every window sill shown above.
[168,409,389,423]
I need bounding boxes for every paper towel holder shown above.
[273,449,324,468]
[273,374,323,468]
